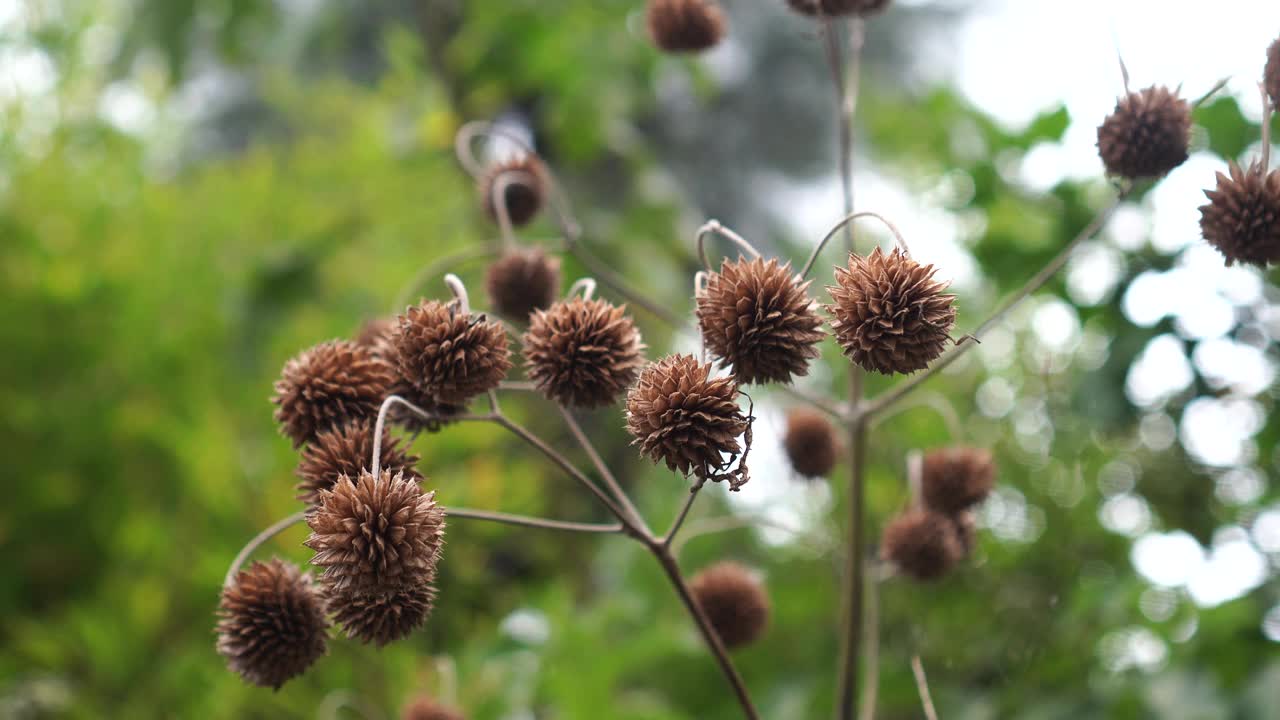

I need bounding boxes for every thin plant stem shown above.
[1191,77,1230,109]
[391,243,500,314]
[223,511,308,587]
[556,405,651,534]
[868,391,962,441]
[911,655,940,720]
[671,513,834,557]
[1260,82,1273,171]
[499,380,539,392]
[800,210,912,280]
[443,273,471,314]
[370,395,490,477]
[696,219,763,272]
[779,385,850,422]
[447,507,624,534]
[856,569,881,720]
[567,277,597,300]
[663,480,705,547]
[907,449,924,504]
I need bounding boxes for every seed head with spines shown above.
[881,509,964,582]
[393,299,512,405]
[921,446,996,515]
[646,0,727,54]
[272,340,395,448]
[1199,161,1280,267]
[689,561,770,649]
[215,559,329,689]
[523,297,646,408]
[329,581,438,647]
[295,418,421,506]
[1096,85,1191,180]
[485,247,561,320]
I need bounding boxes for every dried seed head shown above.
[272,340,395,448]
[783,408,840,478]
[881,509,964,582]
[785,0,891,18]
[523,297,646,408]
[1199,161,1280,267]
[328,581,437,647]
[403,697,466,720]
[485,247,562,320]
[646,0,727,53]
[696,257,825,385]
[826,247,956,375]
[480,155,547,226]
[305,470,446,594]
[1266,37,1280,111]
[216,559,328,689]
[920,446,995,515]
[625,354,751,487]
[355,316,399,364]
[1096,86,1191,180]
[689,562,770,650]
[295,418,421,506]
[394,300,512,405]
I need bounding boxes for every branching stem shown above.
[223,511,308,588]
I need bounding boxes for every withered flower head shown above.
[1267,38,1280,110]
[485,247,561,320]
[826,247,956,375]
[920,446,996,515]
[329,581,437,647]
[295,418,421,506]
[881,509,964,582]
[355,316,399,364]
[272,340,395,448]
[785,0,891,18]
[216,559,328,689]
[1096,85,1191,180]
[480,155,547,227]
[523,297,646,408]
[646,0,726,53]
[697,257,825,385]
[689,561,770,650]
[403,697,466,720]
[1199,161,1280,267]
[625,354,751,488]
[783,408,840,478]
[394,299,512,405]
[305,470,446,594]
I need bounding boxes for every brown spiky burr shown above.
[393,299,512,405]
[523,297,646,408]
[881,509,964,581]
[783,408,840,478]
[216,559,328,689]
[328,581,438,647]
[689,561,770,649]
[355,316,399,364]
[480,155,547,226]
[826,247,956,375]
[485,247,561,320]
[920,446,996,515]
[1199,161,1280,267]
[295,418,421,506]
[785,0,891,17]
[646,0,727,54]
[272,340,395,448]
[1096,85,1191,180]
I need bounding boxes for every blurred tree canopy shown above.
[3,1,1280,718]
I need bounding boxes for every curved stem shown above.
[448,507,623,534]
[696,219,763,272]
[490,172,520,247]
[1260,81,1273,171]
[663,480,704,547]
[856,567,881,720]
[224,511,308,587]
[371,395,491,477]
[567,277,597,300]
[556,405,650,535]
[800,210,911,280]
[391,243,501,314]
[443,273,471,315]
[911,656,940,720]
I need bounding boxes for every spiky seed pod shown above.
[881,509,964,582]
[1267,38,1280,110]
[625,354,751,487]
[952,510,978,557]
[394,300,512,405]
[272,340,395,448]
[215,559,328,689]
[485,247,561,320]
[329,581,437,647]
[305,470,446,594]
[523,298,646,408]
[920,446,996,515]
[785,0,891,18]
[646,0,726,53]
[1199,161,1280,267]
[688,562,770,650]
[295,419,421,506]
[826,247,956,375]
[403,697,466,720]
[355,316,399,363]
[480,156,546,227]
[783,408,840,478]
[696,257,825,385]
[1096,86,1191,180]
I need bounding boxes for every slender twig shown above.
[800,210,912,279]
[391,243,501,314]
[856,569,881,720]
[443,273,471,314]
[1260,81,1273,171]
[907,449,924,503]
[778,385,850,422]
[499,380,539,392]
[696,219,763,272]
[567,277,597,300]
[370,395,490,477]
[556,405,651,534]
[490,172,521,248]
[868,391,962,441]
[671,513,834,557]
[223,511,308,587]
[1191,77,1231,109]
[911,656,940,720]
[448,507,624,534]
[663,480,705,547]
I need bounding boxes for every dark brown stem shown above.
[662,480,705,547]
[557,405,651,534]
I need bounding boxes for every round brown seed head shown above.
[355,316,398,361]
[394,300,512,405]
[1199,161,1280,267]
[1265,37,1280,110]
[783,408,840,478]
[785,0,891,18]
[920,446,996,514]
[480,155,547,227]
[881,509,964,582]
[403,697,466,720]
[625,354,750,486]
[697,257,825,385]
[295,418,421,506]
[523,297,646,408]
[485,247,561,320]
[689,561,770,650]
[1096,85,1191,180]
[216,559,328,689]
[305,470,446,594]
[826,247,956,375]
[646,0,726,53]
[272,340,395,448]
[328,581,437,647]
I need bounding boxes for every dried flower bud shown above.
[272,340,395,448]
[394,300,512,405]
[295,418,421,506]
[646,0,727,53]
[523,297,646,408]
[1267,37,1280,110]
[783,408,840,478]
[1199,161,1280,267]
[403,697,466,720]
[480,155,547,227]
[329,582,437,647]
[689,562,770,649]
[920,446,995,515]
[696,257,825,385]
[1096,86,1191,180]
[826,247,956,375]
[216,559,328,689]
[485,247,561,320]
[625,354,751,487]
[881,509,964,582]
[785,0,890,18]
